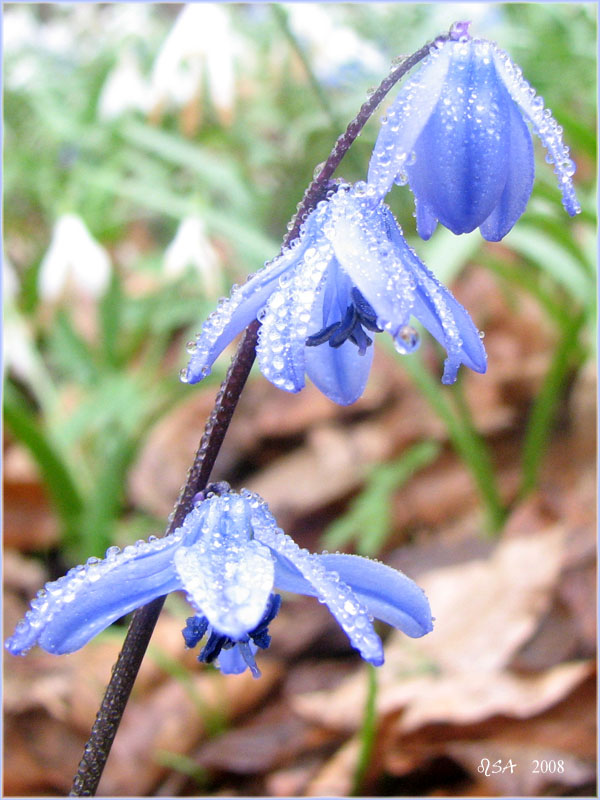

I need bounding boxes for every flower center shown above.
[305,287,382,355]
[182,593,282,678]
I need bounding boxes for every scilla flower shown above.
[367,24,580,241]
[5,485,433,678]
[184,183,487,405]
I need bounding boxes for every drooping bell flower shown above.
[183,183,487,405]
[5,485,433,677]
[367,24,580,241]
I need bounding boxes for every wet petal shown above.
[257,236,334,394]
[327,189,415,337]
[368,45,451,198]
[479,91,534,241]
[492,43,580,216]
[244,490,384,665]
[4,526,199,656]
[383,208,487,382]
[217,641,260,676]
[405,40,511,235]
[174,494,275,639]
[304,262,374,405]
[319,554,433,638]
[414,198,439,240]
[186,232,317,383]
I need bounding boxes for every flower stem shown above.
[70,27,451,797]
[351,663,379,795]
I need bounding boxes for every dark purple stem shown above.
[69,28,450,797]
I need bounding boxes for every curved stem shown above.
[70,28,450,797]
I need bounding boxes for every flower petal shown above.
[244,490,384,665]
[414,198,439,240]
[382,208,487,382]
[174,494,275,639]
[186,235,314,383]
[5,527,198,656]
[319,554,433,638]
[327,190,415,336]
[304,262,374,405]
[405,40,511,236]
[367,44,451,199]
[257,230,333,394]
[217,641,259,676]
[491,43,580,216]
[479,94,534,241]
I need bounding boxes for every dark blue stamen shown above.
[351,288,381,331]
[182,615,209,648]
[200,630,228,663]
[306,289,382,355]
[181,594,283,666]
[249,594,282,650]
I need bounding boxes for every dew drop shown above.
[186,340,198,355]
[393,325,420,354]
[313,161,326,179]
[179,368,190,384]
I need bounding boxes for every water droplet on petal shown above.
[393,325,420,355]
[179,368,189,384]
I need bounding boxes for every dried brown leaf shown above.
[293,528,575,732]
[99,660,281,796]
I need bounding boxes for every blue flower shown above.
[184,183,487,405]
[367,29,580,241]
[5,486,433,678]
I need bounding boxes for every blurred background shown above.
[2,3,596,797]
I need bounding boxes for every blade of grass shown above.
[119,120,252,211]
[351,663,378,796]
[393,345,507,533]
[98,273,123,369]
[519,311,587,497]
[76,434,138,560]
[4,386,84,545]
[480,253,574,330]
[153,751,208,791]
[323,441,440,555]
[48,310,100,386]
[450,378,506,529]
[504,225,593,305]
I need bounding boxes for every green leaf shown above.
[352,665,378,796]
[119,120,252,211]
[76,434,138,560]
[4,388,84,544]
[394,345,507,534]
[519,311,587,497]
[98,272,123,369]
[47,311,100,386]
[503,224,593,305]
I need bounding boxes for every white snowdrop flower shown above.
[3,258,54,398]
[286,4,386,86]
[163,215,222,296]
[149,3,237,124]
[38,214,111,301]
[97,52,153,120]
